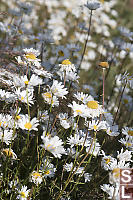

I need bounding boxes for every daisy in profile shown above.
[18,114,39,131]
[41,159,56,178]
[30,170,43,185]
[122,127,133,139]
[17,185,30,200]
[41,135,66,158]
[2,148,17,159]
[0,129,15,145]
[84,0,101,10]
[23,48,41,67]
[83,95,104,118]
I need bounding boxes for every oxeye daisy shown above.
[18,115,39,131]
[87,120,106,132]
[30,170,42,185]
[41,135,66,158]
[56,45,70,61]
[50,80,68,98]
[83,95,104,118]
[17,185,30,200]
[0,129,15,145]
[84,1,101,10]
[59,59,76,72]
[42,92,59,107]
[68,101,87,118]
[23,48,41,67]
[122,127,133,139]
[119,137,133,150]
[15,88,34,106]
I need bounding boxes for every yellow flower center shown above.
[58,50,64,57]
[18,29,23,34]
[44,92,52,98]
[45,170,50,174]
[20,192,26,198]
[125,48,130,52]
[105,158,110,164]
[21,96,24,101]
[93,125,98,131]
[16,115,21,120]
[33,172,41,179]
[87,101,98,109]
[99,62,109,69]
[100,0,104,3]
[76,110,82,114]
[25,53,36,60]
[112,168,120,178]
[62,59,71,65]
[128,130,133,136]
[24,81,29,85]
[123,99,128,104]
[24,122,32,130]
[126,142,132,147]
[3,149,13,157]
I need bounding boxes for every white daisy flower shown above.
[119,137,133,150]
[122,127,133,139]
[74,92,89,103]
[41,135,66,158]
[106,124,120,136]
[84,1,101,10]
[42,92,59,107]
[0,129,15,145]
[15,88,34,106]
[18,115,39,131]
[83,95,104,118]
[41,159,56,178]
[33,68,52,79]
[23,48,41,67]
[30,171,42,185]
[51,80,68,98]
[87,120,106,132]
[17,185,30,200]
[68,101,87,118]
[58,113,72,129]
[59,59,76,73]
[101,155,117,171]
[117,148,132,162]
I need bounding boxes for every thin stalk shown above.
[78,10,93,72]
[113,81,127,124]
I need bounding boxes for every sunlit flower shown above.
[68,101,87,118]
[18,115,39,131]
[122,127,133,139]
[51,80,68,98]
[0,129,15,145]
[17,185,30,200]
[41,135,66,158]
[30,170,42,185]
